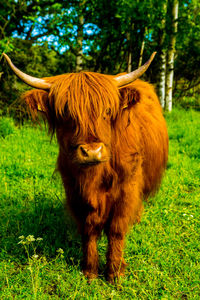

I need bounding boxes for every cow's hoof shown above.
[83,269,98,281]
[106,273,115,284]
[106,269,125,284]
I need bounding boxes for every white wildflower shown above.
[26,235,35,242]
[18,235,25,240]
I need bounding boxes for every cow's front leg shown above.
[81,211,102,280]
[105,186,143,282]
[82,233,99,279]
[106,225,127,283]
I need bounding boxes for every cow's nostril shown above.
[80,146,89,157]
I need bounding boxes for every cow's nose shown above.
[77,143,106,164]
[79,146,90,157]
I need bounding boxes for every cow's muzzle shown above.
[76,143,108,166]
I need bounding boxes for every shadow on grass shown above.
[0,193,82,267]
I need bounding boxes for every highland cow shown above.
[3,52,168,282]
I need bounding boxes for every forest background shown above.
[0,0,200,116]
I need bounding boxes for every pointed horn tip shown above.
[2,53,14,66]
[2,53,9,61]
[2,53,9,60]
[2,53,15,68]
[145,52,157,65]
[151,51,157,59]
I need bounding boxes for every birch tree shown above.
[156,0,168,108]
[165,0,179,111]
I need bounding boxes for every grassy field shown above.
[0,108,199,299]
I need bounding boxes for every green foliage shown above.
[174,95,200,111]
[0,108,199,298]
[0,37,15,54]
[0,0,200,110]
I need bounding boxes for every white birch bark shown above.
[159,51,167,108]
[157,0,168,108]
[165,0,179,112]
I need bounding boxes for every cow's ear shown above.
[22,89,49,118]
[118,85,141,110]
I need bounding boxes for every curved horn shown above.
[3,53,51,90]
[114,52,156,87]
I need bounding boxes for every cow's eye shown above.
[103,108,111,120]
[106,108,111,115]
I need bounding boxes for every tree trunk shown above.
[165,0,179,112]
[158,51,167,108]
[76,2,84,72]
[127,32,132,73]
[127,21,134,73]
[138,27,147,68]
[157,0,168,108]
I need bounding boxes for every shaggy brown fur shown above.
[24,72,168,282]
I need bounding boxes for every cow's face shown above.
[52,73,120,167]
[25,72,120,167]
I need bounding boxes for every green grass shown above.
[0,108,199,299]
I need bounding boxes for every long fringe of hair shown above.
[24,72,120,137]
